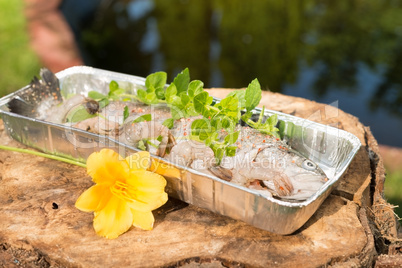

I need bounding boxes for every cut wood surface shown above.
[0,89,400,267]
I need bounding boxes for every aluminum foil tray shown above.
[0,66,361,234]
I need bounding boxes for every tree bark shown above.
[0,90,400,267]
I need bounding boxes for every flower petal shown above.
[126,170,168,212]
[125,151,151,170]
[93,195,133,239]
[132,210,155,230]
[129,170,167,193]
[150,159,181,179]
[75,184,112,212]
[87,149,129,185]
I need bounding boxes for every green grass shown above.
[384,169,402,221]
[0,0,40,97]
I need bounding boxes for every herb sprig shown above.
[136,70,280,163]
[67,80,137,123]
[102,69,280,163]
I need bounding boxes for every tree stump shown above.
[0,90,401,267]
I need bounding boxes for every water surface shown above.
[62,0,402,147]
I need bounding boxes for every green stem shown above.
[118,93,140,100]
[0,145,87,168]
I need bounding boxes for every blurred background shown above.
[1,0,401,217]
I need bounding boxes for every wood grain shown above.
[0,90,399,267]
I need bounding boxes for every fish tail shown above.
[40,68,60,91]
[7,68,62,117]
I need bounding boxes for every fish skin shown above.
[168,119,327,200]
[11,70,326,200]
[123,113,326,200]
[226,127,326,200]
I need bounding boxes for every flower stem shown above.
[0,145,87,168]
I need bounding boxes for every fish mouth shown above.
[292,172,328,183]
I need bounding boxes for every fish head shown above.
[243,145,328,200]
[280,149,328,200]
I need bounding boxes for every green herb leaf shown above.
[242,107,280,137]
[245,78,262,112]
[240,111,252,123]
[191,118,211,136]
[132,114,152,123]
[267,113,278,126]
[171,106,185,120]
[165,83,177,102]
[180,93,190,106]
[146,139,159,148]
[162,118,174,129]
[144,92,159,104]
[88,91,107,100]
[98,98,109,109]
[123,106,129,121]
[194,91,213,117]
[173,68,190,94]
[224,131,239,144]
[133,69,275,163]
[109,80,119,92]
[145,72,167,91]
[214,94,241,122]
[227,90,246,109]
[138,140,147,151]
[107,80,138,101]
[137,89,146,99]
[65,105,97,123]
[155,87,165,99]
[213,147,224,163]
[187,80,204,98]
[225,145,237,157]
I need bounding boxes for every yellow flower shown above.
[75,149,168,239]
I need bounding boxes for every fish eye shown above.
[302,160,316,171]
[85,100,100,115]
